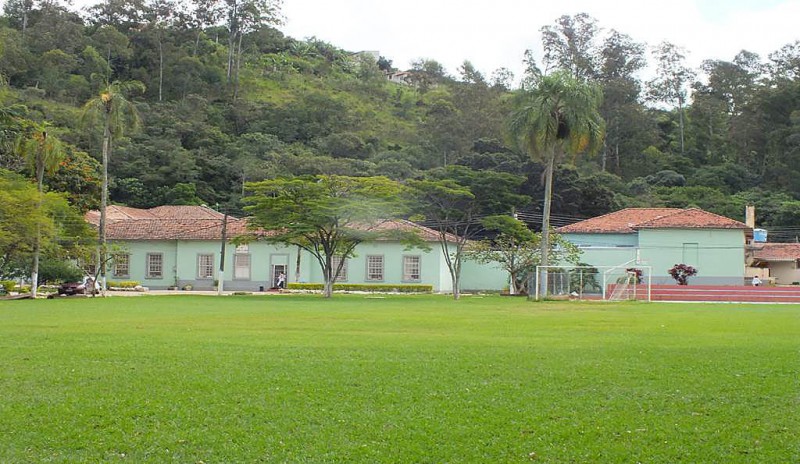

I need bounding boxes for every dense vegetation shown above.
[2,3,800,239]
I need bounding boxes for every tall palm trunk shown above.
[31,156,44,297]
[29,129,51,298]
[538,151,555,299]
[99,116,112,294]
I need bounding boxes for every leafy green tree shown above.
[15,122,65,296]
[81,79,145,289]
[465,215,581,295]
[0,169,93,280]
[509,71,604,298]
[408,166,528,300]
[597,30,650,173]
[647,42,695,157]
[0,169,42,277]
[245,175,420,298]
[540,13,599,80]
[46,147,102,213]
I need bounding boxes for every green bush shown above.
[107,280,141,289]
[38,259,83,284]
[1,280,15,293]
[287,283,433,293]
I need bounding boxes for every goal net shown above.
[532,264,652,301]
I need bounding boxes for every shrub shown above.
[1,280,15,293]
[107,280,141,289]
[287,283,433,293]
[38,259,83,284]
[668,264,697,285]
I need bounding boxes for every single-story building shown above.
[85,205,508,292]
[557,207,751,285]
[749,243,800,285]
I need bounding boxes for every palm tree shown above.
[509,71,605,298]
[82,80,145,292]
[15,123,65,297]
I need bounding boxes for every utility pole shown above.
[218,212,228,295]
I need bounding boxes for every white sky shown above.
[280,0,800,80]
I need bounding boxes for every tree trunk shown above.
[158,36,163,102]
[538,152,555,299]
[233,32,244,101]
[99,117,112,296]
[601,141,607,171]
[678,95,685,156]
[31,152,45,298]
[295,246,301,283]
[453,247,462,300]
[322,254,333,298]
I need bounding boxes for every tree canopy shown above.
[244,175,423,297]
[2,2,800,262]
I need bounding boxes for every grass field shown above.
[1,295,798,463]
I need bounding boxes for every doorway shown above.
[271,264,287,289]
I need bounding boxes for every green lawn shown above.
[1,295,798,463]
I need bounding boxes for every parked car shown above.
[57,277,99,296]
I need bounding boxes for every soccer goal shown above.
[533,264,652,301]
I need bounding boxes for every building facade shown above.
[87,205,508,292]
[557,208,751,285]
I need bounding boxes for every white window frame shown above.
[146,253,163,279]
[366,255,384,281]
[234,253,251,280]
[402,255,421,282]
[197,254,215,279]
[331,256,348,281]
[113,253,130,278]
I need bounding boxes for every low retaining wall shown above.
[607,284,800,303]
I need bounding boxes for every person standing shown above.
[276,272,286,289]
[752,276,762,286]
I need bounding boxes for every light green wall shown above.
[563,233,639,271]
[111,239,515,292]
[111,240,178,288]
[460,259,508,291]
[639,229,745,284]
[566,233,638,247]
[305,241,445,290]
[563,229,746,286]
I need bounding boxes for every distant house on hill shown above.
[386,71,413,85]
[557,207,751,285]
[85,205,507,292]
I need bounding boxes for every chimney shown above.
[745,205,755,229]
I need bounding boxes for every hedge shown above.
[107,280,141,289]
[286,283,433,293]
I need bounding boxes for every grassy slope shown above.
[0,295,797,463]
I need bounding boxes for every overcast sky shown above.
[280,0,800,80]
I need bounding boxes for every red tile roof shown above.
[636,208,749,230]
[556,207,749,234]
[85,205,255,240]
[751,243,800,262]
[369,219,460,242]
[85,206,450,242]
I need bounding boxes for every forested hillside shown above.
[2,3,800,238]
